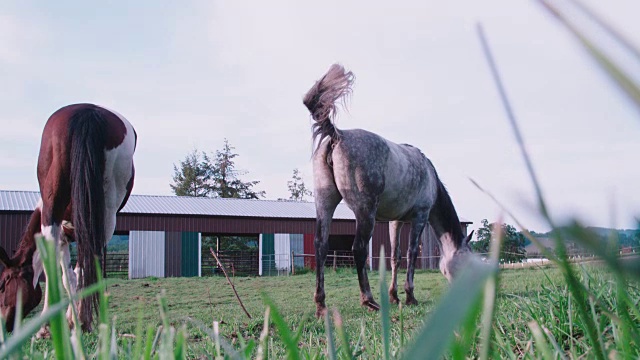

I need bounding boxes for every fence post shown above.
[291,251,295,275]
[333,251,337,271]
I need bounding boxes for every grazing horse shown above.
[0,104,136,334]
[303,64,473,317]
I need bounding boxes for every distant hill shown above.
[525,227,638,257]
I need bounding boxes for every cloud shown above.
[1,0,639,232]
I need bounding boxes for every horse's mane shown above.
[430,172,465,246]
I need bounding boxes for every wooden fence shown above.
[70,252,129,278]
[202,250,259,277]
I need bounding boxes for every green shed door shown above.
[181,232,199,277]
[261,233,276,276]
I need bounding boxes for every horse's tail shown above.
[69,106,106,327]
[303,63,354,154]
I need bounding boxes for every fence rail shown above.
[70,252,129,278]
[202,250,259,276]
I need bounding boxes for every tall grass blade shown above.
[399,304,404,349]
[566,0,640,60]
[132,306,146,360]
[35,236,73,360]
[0,301,68,358]
[184,317,242,360]
[476,23,549,218]
[174,325,187,360]
[401,259,496,360]
[110,321,118,360]
[214,321,221,358]
[332,309,354,360]
[479,219,504,360]
[477,22,608,360]
[143,324,156,360]
[256,307,270,360]
[528,321,555,360]
[12,292,23,334]
[450,295,483,360]
[324,311,337,360]
[0,315,6,345]
[379,247,391,360]
[538,0,640,115]
[562,222,640,277]
[262,295,300,360]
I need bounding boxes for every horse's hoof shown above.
[315,306,327,319]
[405,297,418,306]
[362,299,380,311]
[389,290,400,304]
[36,326,51,339]
[390,294,400,304]
[81,323,93,333]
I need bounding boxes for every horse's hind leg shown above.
[353,211,379,311]
[388,221,403,304]
[313,188,342,318]
[405,218,427,305]
[36,171,71,338]
[59,240,78,329]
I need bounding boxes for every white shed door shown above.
[273,233,291,270]
[129,231,165,279]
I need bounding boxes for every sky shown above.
[1,0,638,234]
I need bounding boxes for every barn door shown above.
[181,232,200,277]
[260,233,276,276]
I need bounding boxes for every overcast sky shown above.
[1,0,638,233]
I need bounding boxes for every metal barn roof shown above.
[0,190,471,223]
[0,190,356,220]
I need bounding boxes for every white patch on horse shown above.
[40,224,60,242]
[59,241,78,323]
[32,250,43,288]
[100,105,136,241]
[438,232,457,281]
[31,200,45,288]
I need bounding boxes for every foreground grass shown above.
[20,263,628,358]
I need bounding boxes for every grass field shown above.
[20,262,636,359]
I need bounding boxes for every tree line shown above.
[170,139,312,201]
[170,140,637,262]
[470,219,640,263]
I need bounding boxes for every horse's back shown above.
[40,104,132,157]
[322,128,437,220]
[329,129,390,196]
[37,104,135,215]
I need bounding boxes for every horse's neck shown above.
[429,181,464,253]
[12,208,42,268]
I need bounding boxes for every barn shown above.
[0,190,472,278]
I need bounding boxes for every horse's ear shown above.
[0,247,12,268]
[464,230,474,245]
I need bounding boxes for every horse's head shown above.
[440,230,474,282]
[0,247,42,332]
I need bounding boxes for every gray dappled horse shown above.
[303,64,473,317]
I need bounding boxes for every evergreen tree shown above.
[170,140,265,199]
[287,168,313,201]
[209,139,265,199]
[170,149,212,197]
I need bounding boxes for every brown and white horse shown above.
[0,104,136,334]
